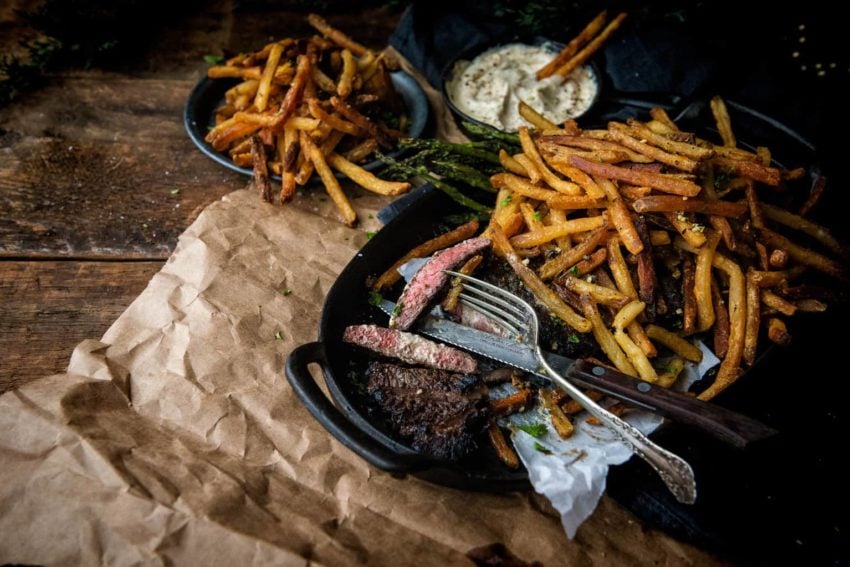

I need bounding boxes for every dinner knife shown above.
[378,300,776,448]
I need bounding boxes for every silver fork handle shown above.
[537,347,697,505]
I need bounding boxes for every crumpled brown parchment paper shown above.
[0,58,720,565]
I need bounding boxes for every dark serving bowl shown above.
[184,71,431,182]
[285,96,836,560]
[439,35,686,134]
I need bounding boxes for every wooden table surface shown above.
[0,2,400,394]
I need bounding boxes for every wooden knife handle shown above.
[566,359,777,448]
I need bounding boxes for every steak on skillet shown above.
[366,361,489,461]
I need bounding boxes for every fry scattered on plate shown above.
[204,13,411,226]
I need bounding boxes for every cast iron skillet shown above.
[285,97,828,554]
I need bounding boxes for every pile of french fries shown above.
[480,98,843,463]
[205,14,411,226]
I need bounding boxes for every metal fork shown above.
[446,270,697,504]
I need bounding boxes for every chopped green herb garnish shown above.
[533,442,552,455]
[533,210,542,221]
[567,333,581,344]
[500,194,512,207]
[568,265,580,276]
[392,302,403,317]
[281,289,292,296]
[519,422,547,438]
[368,290,383,307]
[366,231,377,240]
[203,54,225,65]
[274,331,284,340]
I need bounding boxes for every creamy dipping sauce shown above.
[446,42,598,132]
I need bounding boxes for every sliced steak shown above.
[366,361,488,460]
[344,324,477,373]
[389,235,491,330]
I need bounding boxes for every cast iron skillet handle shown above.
[285,342,429,474]
[568,359,778,448]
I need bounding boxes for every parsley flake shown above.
[533,442,552,455]
[519,422,547,438]
[567,333,581,344]
[281,289,292,296]
[533,210,542,221]
[568,265,580,276]
[366,231,377,240]
[500,194,512,207]
[392,302,403,317]
[368,290,383,307]
[203,54,225,65]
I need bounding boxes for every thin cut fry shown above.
[555,12,627,79]
[336,48,356,97]
[569,155,702,196]
[694,231,720,331]
[761,289,797,316]
[607,237,638,298]
[561,275,632,309]
[499,149,529,177]
[509,216,606,248]
[519,101,558,130]
[539,225,610,280]
[710,96,736,147]
[442,255,484,312]
[537,9,608,79]
[757,227,845,279]
[488,422,520,469]
[541,389,575,438]
[307,13,371,56]
[608,123,699,172]
[712,278,730,358]
[596,177,644,254]
[766,317,792,346]
[301,131,356,226]
[327,153,411,196]
[581,295,637,376]
[519,127,582,195]
[255,42,284,112]
[656,357,685,388]
[631,196,746,218]
[490,389,534,417]
[645,324,703,363]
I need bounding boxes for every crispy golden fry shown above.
[555,12,627,79]
[307,98,360,135]
[544,160,605,199]
[255,42,284,112]
[694,231,720,331]
[699,252,746,401]
[327,153,411,196]
[607,237,637,298]
[491,225,592,332]
[710,96,736,147]
[618,185,652,200]
[799,174,827,217]
[509,216,606,248]
[280,124,299,202]
[681,256,697,335]
[649,107,680,132]
[307,13,370,56]
[301,131,356,226]
[519,101,559,130]
[337,48,356,98]
[656,356,685,388]
[700,165,736,250]
[615,327,658,382]
[756,227,845,279]
[541,389,575,438]
[374,220,479,290]
[766,317,792,345]
[581,295,637,376]
[442,255,484,312]
[712,156,781,186]
[664,211,707,248]
[570,155,702,196]
[631,196,747,218]
[342,138,378,164]
[488,422,520,469]
[566,247,608,277]
[540,136,652,164]
[561,275,632,309]
[608,123,700,172]
[712,278,730,359]
[649,230,671,246]
[613,300,645,331]
[743,268,761,366]
[539,224,610,280]
[595,177,644,254]
[519,127,582,195]
[514,153,542,183]
[329,96,395,148]
[499,149,529,177]
[625,119,715,160]
[646,324,703,363]
[274,42,316,129]
[760,202,844,256]
[562,389,604,415]
[761,289,797,316]
[537,9,608,79]
[491,172,568,204]
[250,134,273,203]
[489,388,534,417]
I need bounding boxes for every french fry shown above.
[614,327,658,382]
[307,13,371,56]
[681,256,697,335]
[519,202,544,232]
[656,357,685,388]
[279,124,299,202]
[301,131,356,226]
[710,96,736,147]
[539,224,610,280]
[541,389,575,438]
[649,230,671,246]
[561,275,632,309]
[712,156,781,186]
[442,255,484,312]
[664,212,707,248]
[509,216,606,248]
[499,149,529,177]
[307,98,360,135]
[254,42,284,112]
[608,123,700,172]
[649,107,680,132]
[374,220,479,290]
[756,227,845,279]
[799,174,827,217]
[607,237,638,298]
[343,138,378,164]
[712,277,730,359]
[760,202,845,256]
[537,9,609,79]
[490,226,592,332]
[540,136,652,164]
[488,422,520,469]
[630,196,747,218]
[554,12,627,79]
[613,300,645,331]
[519,101,558,130]
[694,230,720,331]
[562,389,604,414]
[514,154,542,184]
[570,155,702,196]
[327,152,410,196]
[595,177,644,254]
[625,119,715,160]
[250,134,273,203]
[519,127,582,195]
[761,289,797,316]
[743,268,761,366]
[646,324,703,363]
[766,317,792,346]
[336,48,356,98]
[565,247,608,277]
[489,388,534,417]
[273,42,316,129]
[329,96,395,148]
[581,295,637,376]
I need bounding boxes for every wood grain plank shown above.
[0,260,162,393]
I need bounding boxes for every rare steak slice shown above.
[344,324,477,373]
[389,235,491,330]
[366,361,488,461]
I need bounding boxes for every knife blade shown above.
[377,300,777,447]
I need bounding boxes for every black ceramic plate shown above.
[184,71,430,182]
[286,98,843,562]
